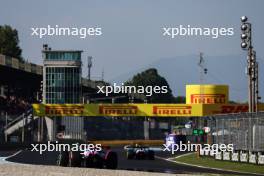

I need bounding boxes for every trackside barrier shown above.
[231,151,239,162]
[90,140,164,146]
[209,150,215,157]
[215,151,222,160]
[204,149,210,156]
[223,151,230,161]
[258,152,264,164]
[199,148,205,156]
[199,147,264,165]
[240,151,248,163]
[249,151,257,164]
[32,103,264,117]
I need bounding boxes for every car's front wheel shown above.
[105,151,118,169]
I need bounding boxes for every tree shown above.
[0,25,22,60]
[173,96,186,103]
[125,68,175,103]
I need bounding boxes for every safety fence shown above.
[207,112,264,152]
[202,111,264,164]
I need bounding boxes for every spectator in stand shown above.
[0,95,34,116]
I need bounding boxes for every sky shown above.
[0,0,263,100]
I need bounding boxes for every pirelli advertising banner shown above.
[186,85,229,104]
[203,104,264,115]
[32,104,203,117]
[32,103,264,117]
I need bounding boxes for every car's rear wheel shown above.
[148,150,155,160]
[105,151,118,169]
[85,155,103,168]
[135,152,144,160]
[127,151,133,159]
[94,154,104,168]
[68,151,81,167]
[57,151,69,166]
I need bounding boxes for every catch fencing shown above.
[207,112,264,152]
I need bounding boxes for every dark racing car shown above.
[125,144,155,160]
[57,145,118,169]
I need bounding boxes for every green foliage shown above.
[173,96,186,103]
[176,153,264,174]
[125,68,175,103]
[0,25,22,60]
[228,100,238,104]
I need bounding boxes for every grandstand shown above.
[0,54,103,142]
[0,53,147,142]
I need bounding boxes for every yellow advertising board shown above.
[32,103,264,117]
[203,104,264,116]
[186,85,229,104]
[32,104,203,117]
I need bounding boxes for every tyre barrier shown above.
[215,151,222,160]
[249,152,257,164]
[258,152,264,164]
[240,151,248,163]
[199,147,264,165]
[223,151,230,161]
[231,151,239,162]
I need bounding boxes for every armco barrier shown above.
[231,152,239,162]
[258,152,264,164]
[199,148,205,156]
[209,150,215,157]
[240,151,248,163]
[223,151,230,161]
[215,151,222,160]
[249,152,257,164]
[199,147,264,165]
[91,140,164,146]
[204,149,210,156]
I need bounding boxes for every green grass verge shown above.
[175,153,264,175]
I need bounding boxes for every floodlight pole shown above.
[241,16,259,112]
[248,47,253,113]
[87,56,92,80]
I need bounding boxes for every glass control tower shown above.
[42,44,84,140]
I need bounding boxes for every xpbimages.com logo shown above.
[163,25,234,39]
[31,25,102,39]
[163,141,233,154]
[30,141,102,154]
[97,83,168,96]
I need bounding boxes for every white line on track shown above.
[157,152,264,176]
[0,150,22,164]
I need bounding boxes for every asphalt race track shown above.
[5,147,258,175]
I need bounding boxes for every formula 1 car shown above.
[125,144,155,160]
[56,146,118,169]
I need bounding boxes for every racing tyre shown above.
[85,155,103,168]
[93,154,104,168]
[148,150,155,160]
[105,151,118,169]
[68,151,82,167]
[135,152,144,160]
[85,156,93,168]
[56,151,69,167]
[127,151,133,160]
